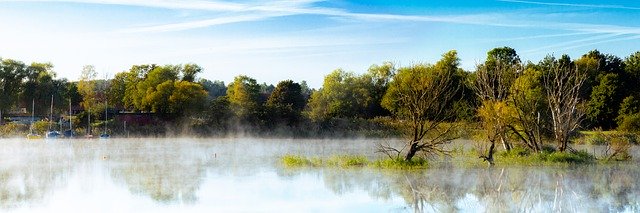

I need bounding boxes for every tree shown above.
[474,47,521,155]
[578,50,626,129]
[587,73,621,129]
[507,66,547,153]
[226,75,261,124]
[169,81,208,115]
[78,65,97,115]
[266,80,305,126]
[380,50,461,161]
[135,65,179,112]
[181,63,202,82]
[305,69,373,121]
[362,62,395,117]
[0,59,27,120]
[542,55,589,152]
[198,79,226,99]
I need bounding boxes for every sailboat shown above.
[99,97,110,139]
[45,95,61,139]
[27,99,42,139]
[63,99,74,138]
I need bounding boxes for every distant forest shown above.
[1,47,639,138]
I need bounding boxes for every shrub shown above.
[0,122,27,137]
[618,113,640,133]
[545,150,595,164]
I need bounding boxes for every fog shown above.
[1,138,639,212]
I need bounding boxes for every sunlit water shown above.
[1,138,639,212]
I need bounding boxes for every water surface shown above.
[1,138,639,212]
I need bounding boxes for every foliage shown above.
[618,113,640,132]
[0,123,27,137]
[77,65,98,113]
[226,75,261,124]
[381,50,461,161]
[266,80,305,126]
[587,73,622,129]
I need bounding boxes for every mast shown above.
[30,99,34,134]
[69,99,72,132]
[48,95,53,131]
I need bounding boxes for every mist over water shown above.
[1,138,639,212]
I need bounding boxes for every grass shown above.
[283,146,603,170]
[492,147,596,166]
[281,154,428,170]
[372,157,428,170]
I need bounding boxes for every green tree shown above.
[135,65,179,111]
[77,65,97,114]
[380,50,461,161]
[305,69,371,121]
[266,80,305,126]
[181,63,202,82]
[226,75,261,124]
[169,81,208,115]
[0,59,28,120]
[198,79,226,99]
[587,73,621,129]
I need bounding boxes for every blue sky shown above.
[0,0,639,88]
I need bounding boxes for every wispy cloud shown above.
[522,33,625,54]
[498,0,640,10]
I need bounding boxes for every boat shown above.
[63,99,74,138]
[45,95,59,139]
[99,94,110,139]
[27,99,42,139]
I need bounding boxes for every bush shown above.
[0,122,28,137]
[618,113,640,132]
[604,137,632,161]
[544,150,595,164]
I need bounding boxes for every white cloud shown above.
[498,0,640,10]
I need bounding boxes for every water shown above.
[1,138,639,212]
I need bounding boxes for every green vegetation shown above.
[281,155,428,170]
[371,158,429,170]
[0,48,639,147]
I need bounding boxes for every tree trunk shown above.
[481,140,496,166]
[405,142,419,161]
[500,135,511,151]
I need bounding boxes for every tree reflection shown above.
[0,142,73,209]
[279,163,640,212]
[107,141,209,204]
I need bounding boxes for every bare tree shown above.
[542,57,588,152]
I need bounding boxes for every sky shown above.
[0,0,639,88]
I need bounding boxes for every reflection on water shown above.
[1,138,639,212]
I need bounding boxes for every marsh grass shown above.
[281,154,428,169]
[371,158,428,170]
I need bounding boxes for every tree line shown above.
[1,48,640,144]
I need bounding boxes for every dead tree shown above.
[543,58,588,152]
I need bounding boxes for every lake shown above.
[1,138,639,212]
